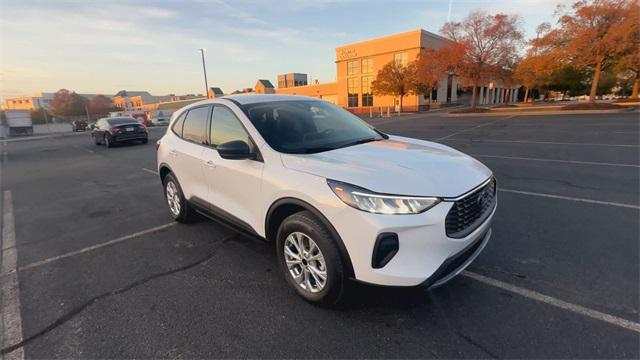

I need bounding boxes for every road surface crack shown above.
[0,234,239,355]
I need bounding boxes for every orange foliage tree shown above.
[371,61,416,112]
[539,0,638,102]
[439,11,524,109]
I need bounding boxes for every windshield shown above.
[241,100,385,154]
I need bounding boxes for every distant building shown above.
[2,92,112,110]
[255,80,275,94]
[112,90,176,111]
[277,73,308,88]
[208,87,224,98]
[273,29,520,110]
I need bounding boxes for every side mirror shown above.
[217,140,256,160]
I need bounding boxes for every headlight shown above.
[327,180,440,215]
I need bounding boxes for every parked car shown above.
[156,95,496,305]
[91,117,148,148]
[72,120,88,132]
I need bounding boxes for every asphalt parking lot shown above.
[1,111,638,358]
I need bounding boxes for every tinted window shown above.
[171,112,186,136]
[107,118,137,126]
[210,107,249,147]
[182,106,209,144]
[242,100,384,154]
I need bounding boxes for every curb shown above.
[446,108,638,117]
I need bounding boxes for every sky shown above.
[0,0,570,101]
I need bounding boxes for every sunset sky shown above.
[0,0,568,101]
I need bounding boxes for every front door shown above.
[202,105,264,233]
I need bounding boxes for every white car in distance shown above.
[156,95,497,305]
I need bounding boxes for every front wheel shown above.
[276,211,345,305]
[104,135,111,148]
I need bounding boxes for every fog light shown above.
[372,233,399,269]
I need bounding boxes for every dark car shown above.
[72,120,88,132]
[91,117,148,148]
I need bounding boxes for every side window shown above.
[210,106,250,147]
[181,106,209,144]
[171,112,186,137]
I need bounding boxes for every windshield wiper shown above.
[336,137,380,149]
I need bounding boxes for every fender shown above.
[266,197,355,279]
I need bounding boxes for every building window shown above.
[394,52,408,66]
[362,76,373,107]
[347,77,359,107]
[362,58,373,73]
[347,60,360,76]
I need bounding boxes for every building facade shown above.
[273,29,519,110]
[277,73,308,88]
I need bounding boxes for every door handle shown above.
[205,160,216,168]
[169,149,178,156]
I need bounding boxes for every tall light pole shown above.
[198,48,210,98]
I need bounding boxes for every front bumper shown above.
[327,198,496,287]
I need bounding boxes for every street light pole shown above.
[198,48,210,99]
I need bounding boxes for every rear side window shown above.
[210,106,249,147]
[171,112,186,136]
[181,106,209,144]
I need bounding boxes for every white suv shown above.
[157,95,496,304]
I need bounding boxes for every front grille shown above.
[445,178,496,238]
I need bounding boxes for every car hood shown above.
[280,135,492,198]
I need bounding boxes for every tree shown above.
[540,0,637,102]
[439,11,524,109]
[89,94,118,115]
[411,48,447,103]
[371,60,416,112]
[48,89,89,116]
[48,89,72,115]
[545,66,590,98]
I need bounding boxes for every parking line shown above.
[463,271,640,333]
[16,222,177,272]
[142,168,159,176]
[472,154,639,168]
[1,191,25,360]
[499,188,639,209]
[433,115,515,142]
[446,138,639,148]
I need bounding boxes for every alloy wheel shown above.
[284,231,327,293]
[165,181,181,216]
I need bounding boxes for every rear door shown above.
[169,105,210,203]
[202,105,264,232]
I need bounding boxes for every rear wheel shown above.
[163,173,194,223]
[276,211,345,305]
[141,138,148,144]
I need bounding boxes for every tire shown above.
[104,135,111,148]
[141,138,148,144]
[276,210,345,305]
[162,173,194,223]
[93,135,100,145]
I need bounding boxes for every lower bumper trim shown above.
[422,228,491,289]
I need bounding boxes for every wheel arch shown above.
[266,197,355,279]
[158,163,173,183]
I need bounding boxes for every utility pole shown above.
[199,48,210,98]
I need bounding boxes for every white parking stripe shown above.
[472,154,639,168]
[1,191,24,360]
[463,271,640,333]
[16,222,177,272]
[142,168,159,175]
[499,188,639,209]
[446,138,640,147]
[433,115,515,141]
